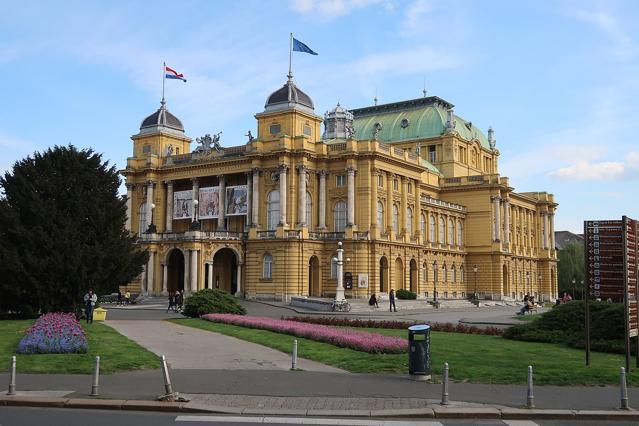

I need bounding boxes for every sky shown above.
[1,0,638,233]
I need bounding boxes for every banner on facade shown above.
[358,273,369,288]
[199,186,220,219]
[225,185,248,216]
[173,190,192,219]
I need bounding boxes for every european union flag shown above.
[292,38,318,55]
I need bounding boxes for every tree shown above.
[557,242,584,300]
[0,145,147,316]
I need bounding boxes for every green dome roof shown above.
[351,97,490,149]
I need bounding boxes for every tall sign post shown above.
[585,218,638,371]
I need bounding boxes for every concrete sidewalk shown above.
[104,320,344,372]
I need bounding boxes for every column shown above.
[183,250,190,296]
[191,178,199,219]
[162,263,168,295]
[493,196,501,242]
[386,173,393,234]
[125,183,134,232]
[503,198,510,247]
[246,172,253,228]
[370,169,378,228]
[146,181,155,231]
[542,212,548,249]
[165,181,173,232]
[318,170,327,229]
[278,165,288,226]
[401,177,408,234]
[190,249,198,292]
[297,165,307,227]
[235,262,242,296]
[147,251,155,294]
[346,166,356,226]
[251,168,260,227]
[207,262,214,290]
[549,211,555,251]
[218,175,226,230]
[413,179,420,236]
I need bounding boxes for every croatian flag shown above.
[165,66,187,82]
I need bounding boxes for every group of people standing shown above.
[166,291,184,313]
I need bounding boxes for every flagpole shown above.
[288,33,293,80]
[162,61,166,104]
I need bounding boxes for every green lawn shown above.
[0,320,159,374]
[171,318,639,386]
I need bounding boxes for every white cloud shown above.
[570,8,636,60]
[548,152,639,181]
[290,0,391,20]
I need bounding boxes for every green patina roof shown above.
[351,97,490,150]
[420,159,441,174]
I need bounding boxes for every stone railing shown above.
[137,231,244,242]
[353,231,369,240]
[378,143,390,152]
[329,143,347,151]
[256,231,276,239]
[308,232,345,241]
[420,195,466,212]
[394,147,404,156]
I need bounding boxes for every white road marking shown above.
[503,421,540,426]
[175,416,444,425]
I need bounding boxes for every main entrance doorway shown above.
[309,256,320,297]
[212,248,239,294]
[167,249,185,293]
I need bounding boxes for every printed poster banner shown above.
[199,186,220,219]
[358,273,369,288]
[173,190,192,219]
[225,185,248,216]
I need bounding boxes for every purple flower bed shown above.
[17,313,89,354]
[203,314,406,354]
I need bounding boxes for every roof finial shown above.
[422,76,427,98]
[488,126,496,149]
[374,96,378,106]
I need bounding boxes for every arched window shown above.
[305,192,312,228]
[139,202,147,235]
[433,261,438,283]
[460,265,465,282]
[392,204,399,234]
[263,253,273,278]
[334,201,347,231]
[443,263,448,283]
[429,214,436,242]
[457,221,463,247]
[448,218,454,246]
[452,264,457,282]
[377,201,384,228]
[406,207,413,235]
[267,190,280,230]
[439,216,445,243]
[420,213,426,237]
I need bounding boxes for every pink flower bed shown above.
[17,313,88,354]
[203,314,407,354]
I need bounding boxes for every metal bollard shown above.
[291,339,298,370]
[441,362,449,405]
[526,365,535,408]
[161,355,174,396]
[90,356,100,396]
[7,356,16,395]
[620,367,630,410]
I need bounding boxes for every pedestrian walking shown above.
[389,289,397,312]
[125,289,131,305]
[83,289,98,324]
[117,289,123,305]
[175,290,183,312]
[166,292,175,313]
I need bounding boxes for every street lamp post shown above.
[190,199,201,230]
[333,242,345,301]
[473,265,478,300]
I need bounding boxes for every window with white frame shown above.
[443,264,448,283]
[377,175,384,187]
[457,221,463,247]
[333,201,347,231]
[139,202,148,235]
[263,253,273,278]
[420,213,426,237]
[422,261,428,284]
[393,179,398,191]
[407,182,412,193]
[267,190,280,230]
[392,204,399,233]
[439,216,445,243]
[377,201,384,228]
[336,175,345,187]
[429,214,436,242]
[406,207,413,235]
[448,218,455,246]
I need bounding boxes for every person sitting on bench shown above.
[368,293,379,308]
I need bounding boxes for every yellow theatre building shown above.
[121,73,558,302]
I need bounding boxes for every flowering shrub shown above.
[203,314,407,354]
[283,316,504,336]
[17,313,89,354]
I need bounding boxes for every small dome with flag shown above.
[139,100,185,135]
[264,77,314,113]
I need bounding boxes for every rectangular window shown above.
[142,144,151,154]
[428,145,436,162]
[269,124,281,135]
[303,125,312,136]
[336,175,345,187]
[393,179,398,191]
[377,175,383,187]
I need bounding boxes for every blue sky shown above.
[1,0,638,233]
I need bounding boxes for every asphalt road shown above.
[0,407,638,426]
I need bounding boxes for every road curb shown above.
[1,395,638,420]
